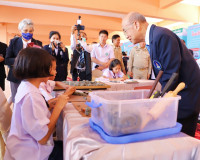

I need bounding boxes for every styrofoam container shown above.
[88,90,181,136]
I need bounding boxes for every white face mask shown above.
[55,40,60,44]
[51,39,60,44]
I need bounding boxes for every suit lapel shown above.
[149,24,155,55]
[149,24,158,76]
[18,37,23,50]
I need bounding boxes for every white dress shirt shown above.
[22,39,31,48]
[70,34,93,53]
[91,43,115,70]
[145,24,155,79]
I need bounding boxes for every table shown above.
[63,104,200,160]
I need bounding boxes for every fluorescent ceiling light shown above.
[181,0,200,6]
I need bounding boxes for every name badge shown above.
[153,60,162,70]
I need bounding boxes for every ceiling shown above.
[0,0,200,46]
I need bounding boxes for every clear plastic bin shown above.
[88,90,181,136]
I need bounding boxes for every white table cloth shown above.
[96,79,161,91]
[63,104,200,160]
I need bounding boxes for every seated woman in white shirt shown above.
[103,59,127,81]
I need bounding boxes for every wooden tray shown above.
[54,81,111,91]
[68,95,91,102]
[72,102,91,117]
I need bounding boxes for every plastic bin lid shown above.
[89,119,182,144]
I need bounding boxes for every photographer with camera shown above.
[44,31,69,81]
[70,16,92,81]
[70,16,93,53]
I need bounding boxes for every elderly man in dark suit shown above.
[5,18,42,102]
[122,12,200,137]
[0,41,7,91]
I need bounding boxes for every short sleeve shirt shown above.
[91,43,115,69]
[103,68,124,79]
[39,80,56,101]
[4,81,53,160]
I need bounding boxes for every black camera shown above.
[77,61,85,69]
[75,16,85,36]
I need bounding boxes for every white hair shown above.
[18,18,34,31]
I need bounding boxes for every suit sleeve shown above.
[63,47,69,63]
[0,43,7,58]
[43,45,52,55]
[70,50,79,73]
[35,40,43,48]
[157,33,181,89]
[5,39,16,66]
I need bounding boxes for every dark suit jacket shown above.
[43,45,69,81]
[149,24,200,119]
[5,37,42,83]
[0,42,7,78]
[0,42,7,89]
[189,49,194,56]
[70,49,92,76]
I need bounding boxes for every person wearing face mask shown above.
[70,25,93,53]
[43,31,69,81]
[5,18,42,102]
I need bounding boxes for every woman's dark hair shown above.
[109,59,122,70]
[99,30,108,36]
[112,34,120,43]
[49,31,61,39]
[122,51,127,56]
[13,47,56,80]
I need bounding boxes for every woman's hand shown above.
[48,98,58,111]
[117,77,124,81]
[123,75,128,80]
[127,71,133,78]
[59,42,66,52]
[55,94,69,110]
[51,41,56,51]
[64,86,76,96]
[0,56,4,62]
